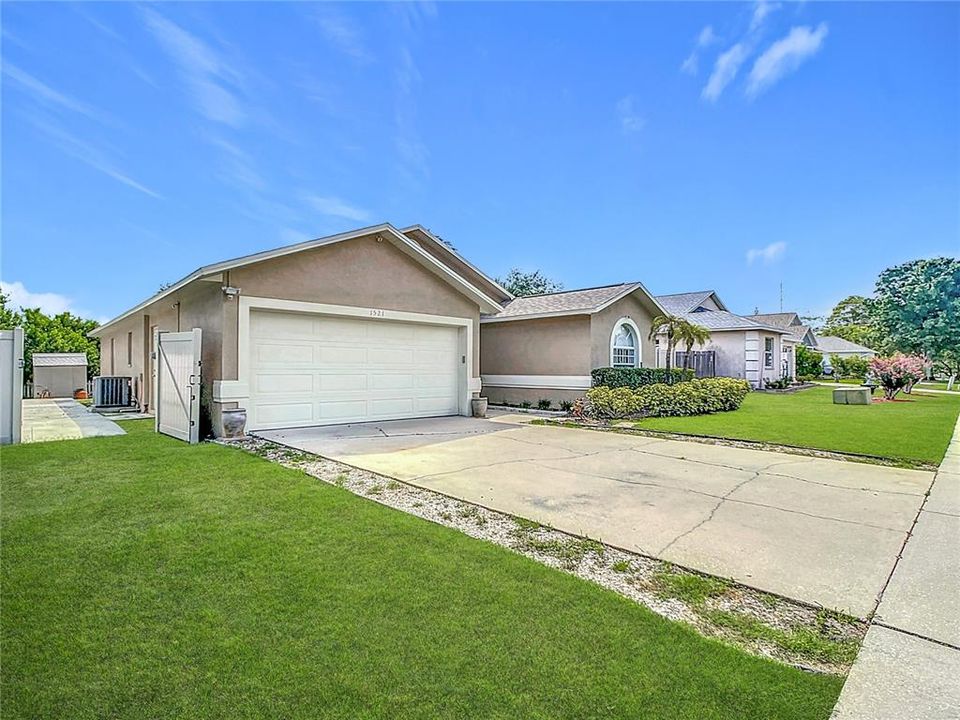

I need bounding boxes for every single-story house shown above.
[653,291,794,386]
[32,353,88,398]
[814,335,877,359]
[479,282,665,405]
[91,224,512,435]
[751,311,817,377]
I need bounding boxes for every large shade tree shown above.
[495,268,563,297]
[821,295,883,350]
[873,257,960,381]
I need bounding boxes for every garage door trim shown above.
[223,296,477,430]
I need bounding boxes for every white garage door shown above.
[248,310,461,430]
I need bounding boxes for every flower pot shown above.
[471,397,488,418]
[74,389,88,400]
[221,408,247,439]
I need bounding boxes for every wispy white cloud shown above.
[2,63,103,120]
[681,25,718,75]
[141,8,246,126]
[27,117,162,199]
[702,43,748,101]
[750,0,781,32]
[746,241,787,265]
[1,280,107,322]
[615,95,644,134]
[394,46,429,179]
[746,24,829,97]
[304,195,372,223]
[314,6,373,63]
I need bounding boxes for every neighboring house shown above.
[751,311,817,379]
[91,224,511,435]
[814,335,878,359]
[480,282,664,405]
[32,353,87,398]
[654,291,794,386]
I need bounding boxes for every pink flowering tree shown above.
[869,354,928,400]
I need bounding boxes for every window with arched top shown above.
[610,319,640,368]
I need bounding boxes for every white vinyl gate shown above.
[153,328,202,444]
[0,328,24,445]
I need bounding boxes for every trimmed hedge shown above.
[586,378,751,419]
[591,367,694,389]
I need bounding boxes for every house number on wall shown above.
[369,309,386,318]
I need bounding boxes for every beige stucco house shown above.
[479,283,665,405]
[654,291,794,386]
[91,224,511,435]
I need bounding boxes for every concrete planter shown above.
[471,397,488,418]
[221,408,247,438]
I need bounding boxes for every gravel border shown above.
[220,435,865,675]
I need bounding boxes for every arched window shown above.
[610,319,640,368]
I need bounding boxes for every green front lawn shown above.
[1,422,841,719]
[636,386,960,466]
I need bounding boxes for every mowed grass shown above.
[0,422,842,720]
[636,386,960,466]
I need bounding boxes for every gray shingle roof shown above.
[751,312,800,328]
[487,283,638,320]
[679,310,772,331]
[815,336,877,354]
[785,324,814,344]
[655,291,715,315]
[32,353,87,367]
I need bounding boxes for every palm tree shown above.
[648,314,685,384]
[675,320,712,375]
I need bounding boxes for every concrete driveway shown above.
[259,415,932,616]
[21,399,125,443]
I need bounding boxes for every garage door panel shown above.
[318,399,368,420]
[248,310,462,429]
[256,402,314,425]
[255,373,313,394]
[318,373,368,391]
[319,346,367,364]
[252,312,315,338]
[371,374,414,390]
[369,348,414,365]
[255,343,314,364]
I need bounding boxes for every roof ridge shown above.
[512,281,635,300]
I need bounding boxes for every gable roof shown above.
[33,353,87,367]
[752,312,801,328]
[784,323,816,345]
[401,225,513,304]
[655,290,729,315]
[815,335,877,354]
[91,223,505,336]
[482,282,665,323]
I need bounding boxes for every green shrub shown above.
[831,354,869,378]
[559,400,573,412]
[796,345,823,378]
[586,378,751,419]
[537,399,552,410]
[591,367,694,389]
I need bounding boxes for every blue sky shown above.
[2,1,957,323]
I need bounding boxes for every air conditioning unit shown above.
[93,376,132,408]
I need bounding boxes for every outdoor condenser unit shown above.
[93,376,132,408]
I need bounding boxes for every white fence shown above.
[0,329,24,445]
[23,379,94,400]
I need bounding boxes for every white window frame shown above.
[764,337,774,369]
[609,317,642,368]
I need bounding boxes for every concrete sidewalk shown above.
[21,399,126,443]
[832,415,960,719]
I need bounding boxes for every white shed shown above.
[33,353,88,398]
